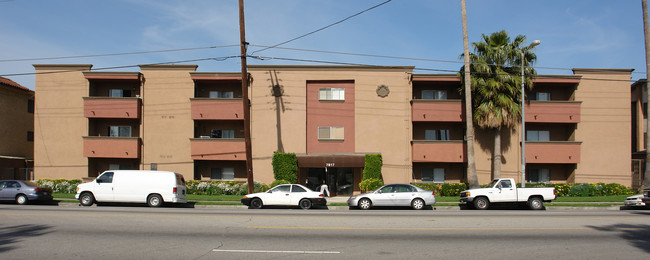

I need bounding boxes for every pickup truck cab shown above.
[459,178,556,210]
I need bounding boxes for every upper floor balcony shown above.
[84,97,141,119]
[526,141,581,164]
[525,101,581,124]
[412,100,464,122]
[190,98,244,120]
[412,140,466,163]
[83,136,140,159]
[190,138,246,161]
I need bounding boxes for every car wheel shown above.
[250,198,263,209]
[299,199,312,209]
[16,194,28,205]
[473,197,489,210]
[358,198,372,210]
[411,198,425,210]
[147,194,163,207]
[80,193,95,206]
[527,197,544,210]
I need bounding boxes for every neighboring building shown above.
[33,64,633,193]
[0,77,34,180]
[631,79,647,190]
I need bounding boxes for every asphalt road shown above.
[0,204,649,259]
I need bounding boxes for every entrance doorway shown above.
[305,167,354,196]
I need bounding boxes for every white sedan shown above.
[624,194,646,207]
[347,184,436,210]
[241,184,326,209]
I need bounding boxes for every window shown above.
[380,185,396,193]
[97,172,114,183]
[291,185,306,192]
[318,127,344,140]
[422,168,445,183]
[27,131,33,142]
[526,130,550,141]
[271,185,291,192]
[535,92,551,101]
[527,168,550,183]
[396,185,416,192]
[109,126,132,137]
[425,129,450,140]
[109,164,131,170]
[210,129,235,138]
[422,90,447,100]
[209,91,234,98]
[109,89,131,98]
[644,102,648,119]
[499,180,512,188]
[210,168,235,181]
[319,88,345,101]
[28,99,34,113]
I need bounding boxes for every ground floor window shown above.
[527,168,550,183]
[210,168,235,181]
[422,168,445,183]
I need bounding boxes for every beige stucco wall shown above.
[573,69,632,185]
[0,85,33,158]
[139,65,197,177]
[248,66,414,184]
[33,64,91,179]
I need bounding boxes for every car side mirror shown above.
[377,190,383,194]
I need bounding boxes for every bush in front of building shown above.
[411,183,467,197]
[362,154,382,180]
[270,179,291,188]
[185,180,268,195]
[36,179,82,193]
[359,178,384,192]
[272,151,298,183]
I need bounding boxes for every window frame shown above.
[421,168,445,183]
[318,88,345,101]
[422,90,447,100]
[108,126,132,137]
[317,126,344,140]
[210,167,235,181]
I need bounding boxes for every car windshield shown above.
[22,181,37,187]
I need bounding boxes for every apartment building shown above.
[0,77,34,180]
[33,64,633,193]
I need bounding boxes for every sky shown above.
[0,0,647,90]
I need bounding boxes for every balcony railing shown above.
[525,101,581,123]
[412,140,466,163]
[84,97,141,119]
[190,138,246,161]
[526,141,581,164]
[412,100,463,122]
[83,137,140,159]
[190,98,244,120]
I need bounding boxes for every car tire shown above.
[299,199,312,209]
[358,198,372,210]
[473,197,489,210]
[411,198,425,210]
[147,194,163,207]
[80,192,95,206]
[16,194,28,205]
[250,198,263,209]
[527,197,544,210]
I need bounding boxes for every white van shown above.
[75,170,187,207]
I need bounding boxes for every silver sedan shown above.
[347,183,436,210]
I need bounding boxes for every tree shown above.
[460,30,538,179]
[460,0,479,189]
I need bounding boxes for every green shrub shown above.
[270,179,291,188]
[362,154,382,180]
[36,178,82,193]
[411,183,467,196]
[359,178,384,192]
[272,151,298,183]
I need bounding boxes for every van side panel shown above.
[102,170,187,204]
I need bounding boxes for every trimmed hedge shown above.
[272,151,298,183]
[359,178,384,192]
[522,182,634,197]
[185,181,268,195]
[362,154,382,180]
[36,179,82,193]
[412,183,468,197]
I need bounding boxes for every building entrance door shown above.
[306,167,354,196]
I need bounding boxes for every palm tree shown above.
[459,30,538,180]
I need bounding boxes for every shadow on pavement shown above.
[0,224,53,253]
[587,224,650,254]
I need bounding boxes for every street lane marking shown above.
[248,226,650,231]
[213,249,340,254]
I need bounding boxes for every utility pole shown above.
[239,0,254,193]
[642,0,650,189]
[461,0,478,189]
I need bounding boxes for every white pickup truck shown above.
[459,178,556,210]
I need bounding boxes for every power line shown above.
[250,0,393,55]
[0,45,239,63]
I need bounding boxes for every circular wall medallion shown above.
[376,85,390,98]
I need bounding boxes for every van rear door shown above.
[175,173,187,198]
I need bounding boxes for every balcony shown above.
[526,141,581,164]
[412,100,463,122]
[84,97,141,119]
[412,140,466,163]
[83,137,140,159]
[190,98,244,120]
[525,101,581,123]
[190,138,246,161]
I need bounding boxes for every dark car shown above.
[0,180,53,205]
[643,189,650,206]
